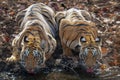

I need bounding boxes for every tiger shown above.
[55,8,102,73]
[6,3,57,73]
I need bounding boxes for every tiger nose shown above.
[27,68,34,73]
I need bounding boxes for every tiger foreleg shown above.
[6,55,17,62]
[6,47,20,62]
[6,37,20,62]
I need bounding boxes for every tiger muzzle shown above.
[79,47,101,73]
[20,47,45,73]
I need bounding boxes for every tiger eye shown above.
[80,37,86,42]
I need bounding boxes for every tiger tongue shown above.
[86,67,94,73]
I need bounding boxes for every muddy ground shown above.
[0,0,120,80]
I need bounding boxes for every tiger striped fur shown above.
[6,3,57,73]
[55,8,102,72]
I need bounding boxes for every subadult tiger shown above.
[6,3,57,73]
[55,8,102,73]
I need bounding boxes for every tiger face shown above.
[79,34,102,73]
[20,31,45,73]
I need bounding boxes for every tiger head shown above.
[19,27,46,73]
[79,25,102,73]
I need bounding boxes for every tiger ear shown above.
[60,19,71,29]
[55,11,66,25]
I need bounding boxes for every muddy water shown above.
[0,66,120,80]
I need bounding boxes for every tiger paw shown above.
[6,55,18,62]
[100,64,107,70]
